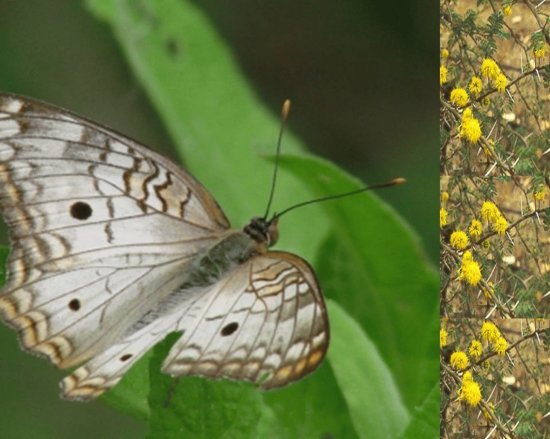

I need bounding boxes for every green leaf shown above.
[0,247,8,285]
[86,0,328,254]
[277,154,439,411]
[400,383,440,439]
[100,352,152,421]
[85,0,331,409]
[327,300,410,438]
[263,361,359,438]
[147,334,267,438]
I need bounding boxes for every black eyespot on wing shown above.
[68,299,81,311]
[120,354,132,362]
[221,322,239,336]
[70,202,92,220]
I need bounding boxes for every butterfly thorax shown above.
[243,216,279,247]
[179,217,278,289]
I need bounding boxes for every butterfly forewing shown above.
[0,93,229,367]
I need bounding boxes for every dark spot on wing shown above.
[221,322,239,336]
[70,201,92,220]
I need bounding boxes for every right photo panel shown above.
[440,1,549,437]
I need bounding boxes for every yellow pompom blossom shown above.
[462,107,473,119]
[469,219,482,240]
[481,201,500,223]
[503,5,512,16]
[440,328,448,348]
[440,208,448,228]
[534,44,547,60]
[450,351,469,370]
[450,230,469,250]
[459,251,482,286]
[458,373,482,407]
[441,191,449,203]
[468,76,483,98]
[533,186,547,202]
[481,58,500,80]
[469,339,483,361]
[450,88,469,107]
[493,215,508,236]
[440,65,448,86]
[441,49,449,59]
[462,250,474,263]
[459,111,482,143]
[481,321,501,344]
[494,73,508,93]
[494,336,508,356]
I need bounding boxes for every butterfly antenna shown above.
[274,177,406,219]
[264,99,291,220]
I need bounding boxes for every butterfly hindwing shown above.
[164,251,329,389]
[61,251,329,400]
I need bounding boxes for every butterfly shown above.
[0,93,329,401]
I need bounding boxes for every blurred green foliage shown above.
[0,0,438,437]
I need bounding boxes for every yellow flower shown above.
[481,58,500,80]
[534,186,547,201]
[440,65,448,86]
[441,191,449,203]
[494,336,508,356]
[462,371,473,382]
[481,201,500,223]
[462,250,474,262]
[482,360,490,370]
[481,321,500,344]
[469,339,483,361]
[468,76,483,98]
[458,374,482,407]
[440,329,448,348]
[482,97,490,106]
[459,113,482,143]
[441,49,449,59]
[493,215,508,236]
[460,259,482,286]
[440,208,448,228]
[503,5,512,16]
[469,219,482,240]
[450,351,469,370]
[450,88,469,107]
[494,73,508,93]
[450,230,469,250]
[534,44,547,59]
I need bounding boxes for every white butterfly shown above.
[0,93,329,401]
